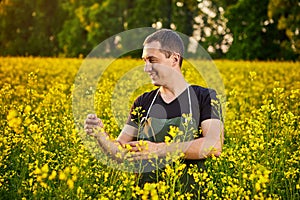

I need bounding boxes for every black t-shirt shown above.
[126,85,221,193]
[126,85,221,130]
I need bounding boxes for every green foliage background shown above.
[0,0,299,60]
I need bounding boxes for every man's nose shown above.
[144,61,152,72]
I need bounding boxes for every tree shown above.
[1,0,297,59]
[223,0,282,60]
[0,0,35,55]
[125,0,201,58]
[193,0,233,59]
[0,0,65,56]
[268,0,300,60]
[57,1,96,57]
[219,0,298,60]
[173,0,199,40]
[58,0,130,57]
[126,0,165,29]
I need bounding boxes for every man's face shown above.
[142,41,174,86]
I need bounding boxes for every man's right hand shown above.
[84,114,104,137]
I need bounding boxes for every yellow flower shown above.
[41,173,48,179]
[67,179,74,189]
[124,144,132,151]
[41,164,49,173]
[59,171,67,181]
[168,126,179,138]
[36,176,43,182]
[72,175,77,182]
[104,172,109,182]
[249,71,257,80]
[34,167,42,175]
[7,109,18,120]
[71,166,79,174]
[40,182,48,189]
[24,105,32,114]
[8,117,22,129]
[255,182,261,191]
[48,170,57,180]
[64,167,70,174]
[77,186,84,196]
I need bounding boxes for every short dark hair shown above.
[143,29,184,66]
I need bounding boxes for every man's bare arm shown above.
[128,119,224,160]
[181,118,224,159]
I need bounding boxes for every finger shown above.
[127,141,138,147]
[84,128,94,135]
[84,124,100,131]
[129,146,140,152]
[87,114,97,119]
[98,119,104,127]
[86,118,104,128]
[85,118,101,125]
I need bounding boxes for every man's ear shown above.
[172,53,180,66]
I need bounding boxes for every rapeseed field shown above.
[0,57,299,199]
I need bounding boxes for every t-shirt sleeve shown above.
[200,88,222,123]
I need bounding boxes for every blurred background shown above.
[0,0,299,60]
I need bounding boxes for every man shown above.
[84,29,224,195]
